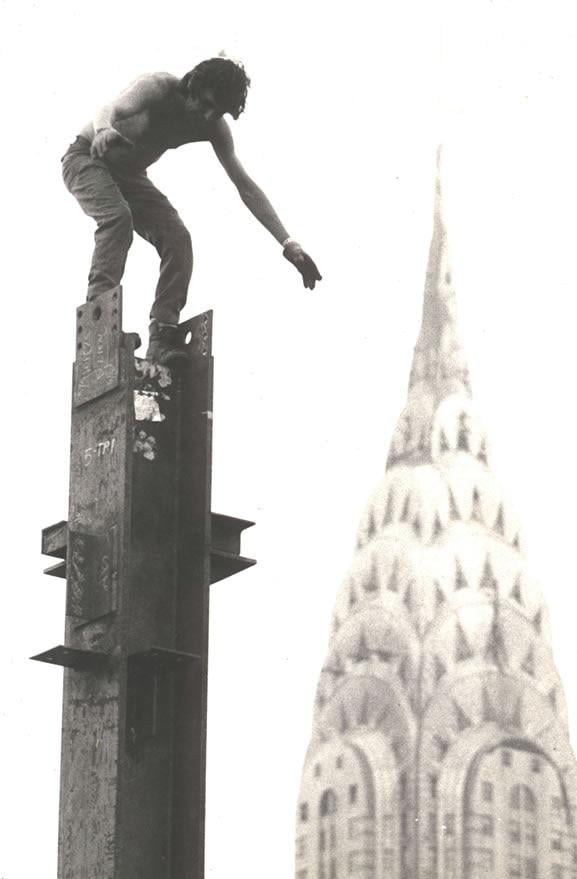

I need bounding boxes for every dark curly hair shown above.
[179,58,251,119]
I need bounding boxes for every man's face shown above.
[185,86,224,123]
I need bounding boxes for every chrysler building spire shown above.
[295,151,577,879]
[409,147,470,399]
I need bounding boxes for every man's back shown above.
[78,73,213,172]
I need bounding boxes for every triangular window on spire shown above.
[387,559,399,592]
[510,575,523,605]
[434,655,447,682]
[367,508,376,538]
[457,412,470,451]
[482,686,498,723]
[434,735,450,760]
[365,558,379,593]
[439,429,450,453]
[533,609,543,634]
[449,487,460,520]
[493,504,505,536]
[433,513,443,540]
[412,516,422,538]
[455,622,474,662]
[403,583,414,612]
[480,557,497,592]
[521,644,536,677]
[455,559,468,591]
[485,616,507,667]
[477,439,488,465]
[383,488,395,525]
[512,534,521,550]
[400,493,411,522]
[454,700,472,731]
[471,487,483,523]
[435,582,446,608]
[351,628,370,663]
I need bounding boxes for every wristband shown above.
[282,236,297,249]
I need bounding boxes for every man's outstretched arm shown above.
[210,120,322,289]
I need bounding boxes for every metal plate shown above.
[177,310,212,358]
[73,287,122,407]
[30,645,109,671]
[66,528,118,620]
[210,549,256,584]
[211,513,255,554]
[42,520,68,558]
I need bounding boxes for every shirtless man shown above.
[62,57,322,364]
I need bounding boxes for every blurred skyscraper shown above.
[295,154,577,879]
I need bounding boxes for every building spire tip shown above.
[408,144,470,396]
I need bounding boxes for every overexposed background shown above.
[2,0,577,875]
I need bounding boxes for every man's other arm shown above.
[210,119,322,289]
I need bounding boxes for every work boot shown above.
[146,321,188,365]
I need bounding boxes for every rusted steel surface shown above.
[63,300,217,879]
[66,529,118,619]
[116,356,182,877]
[170,313,214,879]
[59,289,135,879]
[35,296,255,878]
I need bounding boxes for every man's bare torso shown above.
[79,74,214,173]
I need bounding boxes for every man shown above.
[62,57,322,364]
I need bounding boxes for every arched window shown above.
[508,784,538,878]
[320,789,338,818]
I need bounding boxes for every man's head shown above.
[179,58,250,121]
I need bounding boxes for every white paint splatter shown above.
[134,391,165,422]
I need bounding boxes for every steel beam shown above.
[33,287,255,878]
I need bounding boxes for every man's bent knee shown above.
[99,205,134,245]
[168,223,192,258]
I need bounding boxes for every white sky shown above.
[2,0,577,876]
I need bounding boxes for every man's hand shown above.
[283,240,322,290]
[91,128,134,159]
